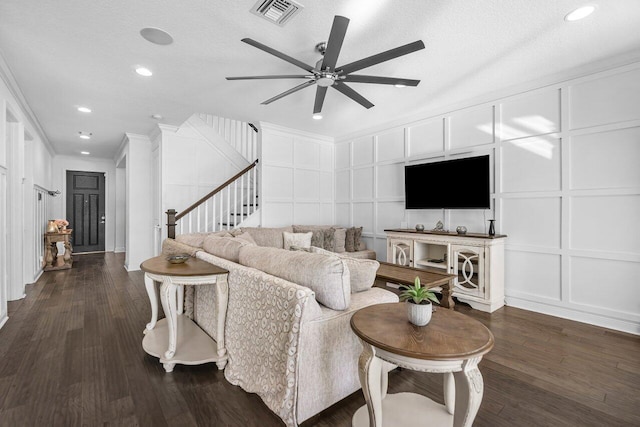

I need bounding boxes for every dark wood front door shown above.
[66,171,106,253]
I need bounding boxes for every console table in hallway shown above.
[43,231,73,271]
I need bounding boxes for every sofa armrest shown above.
[195,251,318,427]
[161,238,199,256]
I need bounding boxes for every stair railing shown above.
[197,114,258,162]
[167,159,259,238]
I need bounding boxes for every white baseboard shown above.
[114,247,126,253]
[0,314,8,330]
[505,297,640,336]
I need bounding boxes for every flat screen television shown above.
[405,155,490,209]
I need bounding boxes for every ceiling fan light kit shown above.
[227,15,424,117]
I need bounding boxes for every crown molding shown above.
[259,121,334,143]
[0,49,55,156]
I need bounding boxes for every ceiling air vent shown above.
[251,0,303,26]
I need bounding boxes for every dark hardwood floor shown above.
[0,252,638,426]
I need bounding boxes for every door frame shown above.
[62,167,112,253]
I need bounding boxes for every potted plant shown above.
[399,276,439,326]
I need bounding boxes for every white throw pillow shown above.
[310,246,380,293]
[283,231,313,250]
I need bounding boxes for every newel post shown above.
[166,209,177,239]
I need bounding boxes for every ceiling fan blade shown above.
[261,80,317,105]
[333,82,374,109]
[337,40,425,75]
[226,75,313,80]
[313,86,328,114]
[242,38,315,73]
[321,16,349,71]
[342,75,420,86]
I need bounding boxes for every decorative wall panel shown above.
[377,128,405,162]
[376,201,405,234]
[352,167,373,199]
[335,142,350,169]
[502,197,561,248]
[571,195,639,254]
[408,119,444,157]
[449,105,494,149]
[294,169,320,200]
[505,251,561,300]
[353,136,374,166]
[571,257,640,314]
[352,202,374,233]
[500,89,560,140]
[501,136,561,193]
[376,163,404,198]
[569,68,640,130]
[336,170,350,201]
[571,127,640,190]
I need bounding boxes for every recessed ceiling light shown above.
[140,27,174,45]
[78,131,92,140]
[312,113,323,120]
[394,84,406,88]
[151,114,163,120]
[81,151,90,155]
[135,67,153,77]
[565,5,596,21]
[77,106,92,113]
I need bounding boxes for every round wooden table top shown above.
[351,303,494,361]
[140,256,228,277]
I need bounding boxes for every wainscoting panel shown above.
[501,136,561,193]
[570,127,640,190]
[262,202,293,227]
[569,67,640,130]
[262,132,293,164]
[505,250,561,301]
[335,202,350,226]
[352,167,373,200]
[376,201,405,234]
[352,202,374,234]
[408,118,444,157]
[336,170,350,201]
[499,88,560,140]
[294,202,321,225]
[376,163,404,198]
[377,128,405,162]
[502,197,561,249]
[406,210,445,231]
[570,256,640,315]
[353,136,374,166]
[294,138,320,169]
[570,195,640,254]
[335,142,350,169]
[263,166,293,199]
[293,169,320,200]
[448,105,494,149]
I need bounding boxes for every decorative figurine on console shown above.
[432,220,447,232]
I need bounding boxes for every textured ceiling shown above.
[1,0,639,158]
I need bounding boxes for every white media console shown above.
[385,229,507,313]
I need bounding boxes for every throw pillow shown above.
[345,227,356,252]
[354,227,363,251]
[202,235,254,263]
[333,227,347,253]
[238,246,351,310]
[239,226,293,248]
[323,228,336,251]
[292,226,325,248]
[283,231,313,250]
[310,246,380,293]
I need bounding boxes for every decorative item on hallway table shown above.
[415,223,424,231]
[456,225,467,235]
[488,219,496,236]
[433,220,445,232]
[399,276,439,326]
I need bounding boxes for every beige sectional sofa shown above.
[162,225,397,427]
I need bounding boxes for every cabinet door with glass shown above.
[451,245,485,298]
[388,238,413,267]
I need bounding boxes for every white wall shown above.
[260,123,334,227]
[336,62,640,334]
[51,155,117,252]
[0,56,54,328]
[115,133,154,271]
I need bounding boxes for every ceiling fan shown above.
[226,15,425,117]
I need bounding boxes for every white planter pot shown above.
[406,301,432,326]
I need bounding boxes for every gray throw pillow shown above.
[323,228,336,251]
[354,227,363,251]
[333,227,347,252]
[293,226,325,248]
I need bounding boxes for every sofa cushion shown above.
[333,227,347,253]
[176,231,230,248]
[203,235,255,263]
[309,246,379,293]
[345,227,363,252]
[239,246,351,310]
[283,231,313,250]
[234,231,257,245]
[240,226,293,248]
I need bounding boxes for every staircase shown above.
[166,115,260,238]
